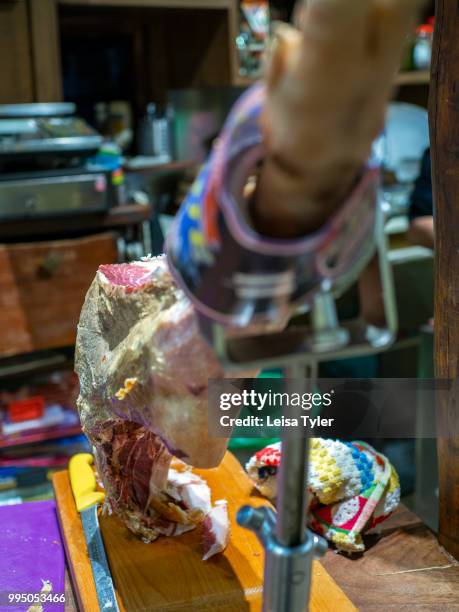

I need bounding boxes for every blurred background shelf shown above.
[0,0,433,115]
[123,158,195,174]
[0,425,82,450]
[396,70,430,86]
[0,204,151,241]
[234,70,431,89]
[58,0,233,7]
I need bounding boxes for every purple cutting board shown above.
[0,500,65,612]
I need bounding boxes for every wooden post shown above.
[429,0,459,560]
[28,0,63,102]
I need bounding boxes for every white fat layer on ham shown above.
[202,500,230,561]
[147,466,230,559]
[166,468,212,515]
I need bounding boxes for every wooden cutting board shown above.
[53,452,355,611]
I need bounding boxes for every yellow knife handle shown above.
[69,453,105,513]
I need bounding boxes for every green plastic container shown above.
[228,369,282,452]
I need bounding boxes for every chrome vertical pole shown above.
[238,361,327,612]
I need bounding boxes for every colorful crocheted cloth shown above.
[246,439,400,552]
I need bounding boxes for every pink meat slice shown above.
[99,263,156,291]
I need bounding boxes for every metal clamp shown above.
[238,505,328,612]
[205,199,397,372]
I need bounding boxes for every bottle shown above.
[413,23,433,70]
[138,103,173,161]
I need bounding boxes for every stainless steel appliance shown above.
[0,103,102,157]
[0,103,110,219]
[0,169,109,220]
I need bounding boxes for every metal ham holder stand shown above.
[203,198,398,611]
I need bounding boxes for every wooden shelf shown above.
[396,70,430,86]
[233,70,431,89]
[233,73,258,88]
[97,204,152,226]
[0,425,82,451]
[58,0,233,8]
[0,350,73,380]
[0,204,151,241]
[123,159,195,174]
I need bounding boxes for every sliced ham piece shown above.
[75,256,230,555]
[167,467,212,516]
[202,500,230,561]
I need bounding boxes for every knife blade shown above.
[69,453,119,612]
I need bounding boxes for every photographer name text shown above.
[219,414,334,429]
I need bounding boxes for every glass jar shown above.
[413,24,433,70]
[237,1,269,79]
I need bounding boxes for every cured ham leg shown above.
[75,256,230,557]
[76,256,227,468]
